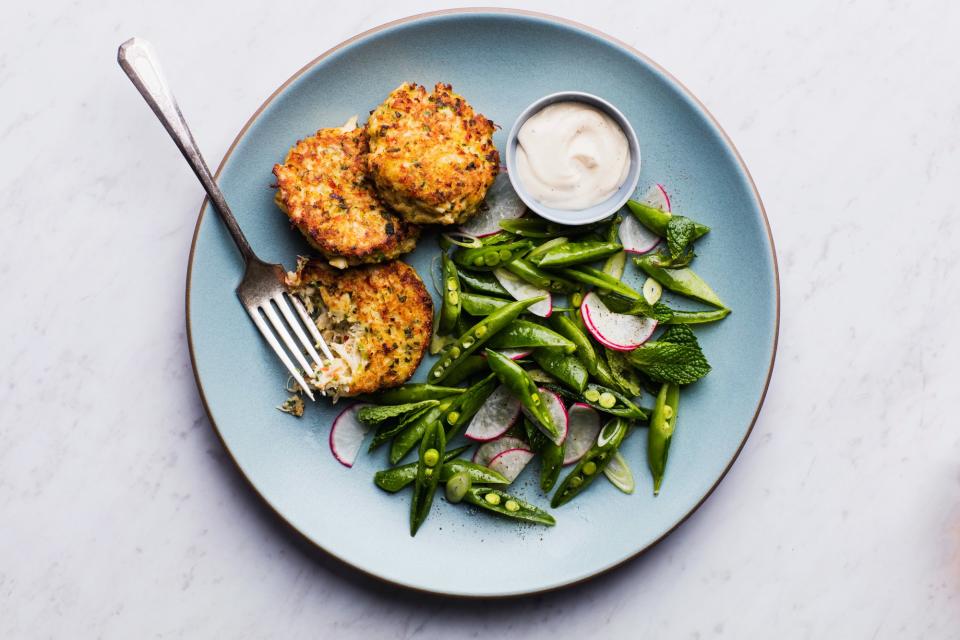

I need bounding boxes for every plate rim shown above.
[184,7,781,598]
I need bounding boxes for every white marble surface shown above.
[2,1,959,637]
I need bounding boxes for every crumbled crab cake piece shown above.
[273,121,419,266]
[286,258,433,398]
[366,82,500,226]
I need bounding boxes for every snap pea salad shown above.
[339,194,728,536]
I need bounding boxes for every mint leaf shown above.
[627,327,711,384]
[604,349,643,397]
[666,215,697,258]
[357,399,438,426]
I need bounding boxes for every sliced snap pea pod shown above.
[428,296,545,383]
[387,401,450,464]
[479,230,513,246]
[551,417,629,507]
[532,240,624,268]
[457,268,511,297]
[499,218,573,238]
[648,382,679,495]
[487,319,576,352]
[438,252,462,334]
[582,383,647,420]
[463,486,556,526]
[526,236,569,262]
[373,445,471,492]
[442,355,489,386]
[504,258,579,293]
[626,200,711,239]
[523,418,564,492]
[370,384,466,405]
[369,404,437,452]
[635,255,726,308]
[452,240,532,271]
[663,307,731,325]
[485,349,560,443]
[442,374,498,440]
[460,291,511,316]
[559,265,643,300]
[532,349,589,393]
[410,421,446,536]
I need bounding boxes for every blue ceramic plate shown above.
[187,9,778,597]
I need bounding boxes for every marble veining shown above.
[1,1,958,637]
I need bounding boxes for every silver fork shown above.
[118,37,332,400]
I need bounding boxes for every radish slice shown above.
[603,450,635,493]
[522,387,569,445]
[329,403,373,467]
[498,348,532,361]
[473,436,528,467]
[493,268,552,317]
[621,183,671,254]
[488,448,535,483]
[563,403,602,465]
[581,291,657,351]
[464,385,522,442]
[460,172,526,237]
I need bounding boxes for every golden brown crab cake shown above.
[286,258,432,398]
[366,82,500,226]
[273,124,419,266]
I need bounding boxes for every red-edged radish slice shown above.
[563,403,602,465]
[473,436,528,467]
[460,172,526,237]
[522,387,569,446]
[581,291,657,351]
[464,385,522,442]
[621,183,672,254]
[499,348,532,360]
[329,403,372,467]
[493,268,552,317]
[488,447,535,483]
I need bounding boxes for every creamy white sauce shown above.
[515,101,631,211]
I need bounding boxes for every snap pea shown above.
[626,200,711,239]
[387,400,450,463]
[550,313,622,391]
[635,255,726,308]
[452,240,532,271]
[559,266,643,300]
[664,308,731,325]
[428,295,545,383]
[487,319,576,352]
[463,486,556,526]
[523,418,564,492]
[551,417,629,507]
[442,374,497,439]
[503,258,579,293]
[410,421,445,535]
[532,240,624,268]
[479,230,513,245]
[457,268,511,297]
[526,236,569,262]
[603,349,643,397]
[460,291,510,316]
[370,384,465,405]
[438,252,462,334]
[581,383,647,419]
[648,382,679,495]
[373,445,471,492]
[532,349,589,393]
[500,217,606,238]
[442,355,489,386]
[485,349,561,444]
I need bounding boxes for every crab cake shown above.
[273,123,419,267]
[366,83,500,226]
[286,258,432,398]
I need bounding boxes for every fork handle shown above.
[118,37,256,263]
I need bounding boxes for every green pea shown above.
[505,499,520,512]
[498,249,512,261]
[446,278,458,291]
[570,475,583,488]
[424,448,440,467]
[424,467,434,477]
[663,405,674,420]
[484,492,501,505]
[598,392,616,409]
[582,461,597,476]
[446,411,460,425]
[474,325,488,338]
[447,291,460,305]
[462,338,474,349]
[473,256,484,266]
[445,471,472,504]
[584,388,601,403]
[449,346,461,358]
[484,253,500,266]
